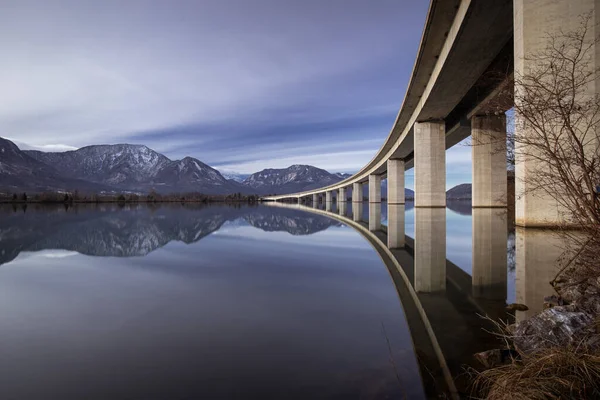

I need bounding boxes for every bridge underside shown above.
[264,0,598,229]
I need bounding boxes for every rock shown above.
[544,294,567,309]
[513,306,595,354]
[474,349,519,369]
[506,303,529,312]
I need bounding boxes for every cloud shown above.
[0,0,481,182]
[9,139,79,153]
[217,149,379,174]
[0,1,425,147]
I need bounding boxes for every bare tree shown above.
[513,13,600,228]
[473,16,600,398]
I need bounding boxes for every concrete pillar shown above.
[352,182,363,202]
[472,208,507,299]
[369,202,381,231]
[414,207,446,292]
[472,115,507,207]
[387,159,405,205]
[514,0,598,226]
[515,227,565,322]
[338,187,346,215]
[312,193,318,205]
[369,174,381,203]
[326,191,332,203]
[352,201,362,222]
[388,204,406,248]
[414,121,446,207]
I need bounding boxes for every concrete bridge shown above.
[262,0,597,228]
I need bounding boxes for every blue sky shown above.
[0,0,472,189]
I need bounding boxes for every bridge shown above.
[262,0,597,229]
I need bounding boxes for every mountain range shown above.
[0,137,351,196]
[1,137,472,198]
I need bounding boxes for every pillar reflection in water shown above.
[369,202,381,231]
[352,202,362,222]
[338,199,347,216]
[415,207,446,292]
[472,208,507,300]
[369,203,381,231]
[516,228,564,322]
[387,204,405,249]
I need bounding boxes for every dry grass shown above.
[473,344,600,400]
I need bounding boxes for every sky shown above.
[0,0,472,189]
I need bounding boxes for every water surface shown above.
[0,203,425,399]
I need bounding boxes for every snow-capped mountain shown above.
[219,171,251,182]
[242,164,346,195]
[153,157,242,193]
[1,137,366,196]
[0,137,109,193]
[24,142,242,194]
[25,144,171,186]
[334,172,352,180]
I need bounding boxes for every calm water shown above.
[0,202,516,399]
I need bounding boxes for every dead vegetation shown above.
[474,344,600,400]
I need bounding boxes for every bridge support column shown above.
[414,121,446,207]
[387,159,405,205]
[514,0,599,226]
[388,204,405,249]
[352,182,362,203]
[338,187,346,215]
[312,193,318,206]
[472,115,507,207]
[472,208,507,299]
[415,207,446,292]
[368,174,381,203]
[325,191,332,211]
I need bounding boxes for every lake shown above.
[0,201,518,399]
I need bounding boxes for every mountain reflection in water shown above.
[0,203,425,400]
[0,203,342,265]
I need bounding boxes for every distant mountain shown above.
[446,183,471,200]
[0,137,109,194]
[24,143,242,195]
[242,164,345,195]
[25,144,170,187]
[2,137,362,196]
[219,171,251,182]
[152,157,242,194]
[334,172,352,180]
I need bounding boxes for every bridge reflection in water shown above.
[0,202,565,398]
[272,200,564,398]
